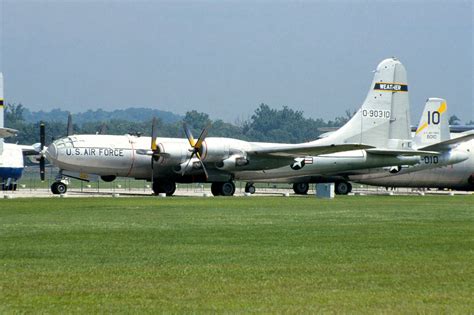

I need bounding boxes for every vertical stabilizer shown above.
[317,58,411,149]
[413,98,450,148]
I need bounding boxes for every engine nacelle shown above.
[173,159,202,174]
[201,142,230,162]
[215,155,249,171]
[155,142,190,166]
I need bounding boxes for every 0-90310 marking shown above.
[362,109,391,118]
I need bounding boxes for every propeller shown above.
[183,123,210,179]
[39,122,46,181]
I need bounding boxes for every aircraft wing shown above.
[248,143,373,158]
[419,131,474,152]
[366,148,440,156]
[17,144,40,156]
[0,127,18,138]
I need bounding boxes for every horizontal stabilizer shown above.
[366,148,440,156]
[250,143,373,157]
[0,127,18,138]
[419,131,474,151]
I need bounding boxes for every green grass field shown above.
[1,196,473,313]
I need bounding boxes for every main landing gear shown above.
[152,181,176,196]
[335,181,352,195]
[293,182,309,195]
[211,181,236,196]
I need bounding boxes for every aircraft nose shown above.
[45,142,58,160]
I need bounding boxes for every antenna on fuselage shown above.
[66,113,73,136]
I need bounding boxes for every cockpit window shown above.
[54,137,75,148]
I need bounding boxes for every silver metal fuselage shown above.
[349,140,474,190]
[46,134,420,182]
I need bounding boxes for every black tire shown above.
[221,182,236,196]
[162,182,176,196]
[293,182,309,195]
[245,183,256,194]
[211,182,222,196]
[51,182,59,194]
[335,181,351,195]
[51,182,67,194]
[152,181,176,196]
[2,183,14,191]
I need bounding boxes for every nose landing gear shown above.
[51,181,68,194]
[245,182,256,194]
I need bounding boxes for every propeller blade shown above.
[40,157,45,181]
[196,151,209,180]
[181,152,195,176]
[39,122,46,181]
[194,124,210,150]
[151,117,158,151]
[183,123,196,147]
[40,123,45,150]
[67,113,73,136]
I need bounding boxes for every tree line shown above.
[5,103,469,145]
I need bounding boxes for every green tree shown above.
[449,115,461,125]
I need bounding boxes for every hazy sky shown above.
[1,0,472,123]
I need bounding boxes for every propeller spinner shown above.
[183,123,210,179]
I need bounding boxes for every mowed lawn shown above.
[0,196,473,313]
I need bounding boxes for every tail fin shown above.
[413,98,450,148]
[318,58,411,149]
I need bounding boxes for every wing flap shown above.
[249,143,373,157]
[366,148,440,156]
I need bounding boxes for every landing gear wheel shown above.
[245,183,256,194]
[152,181,176,196]
[335,181,352,195]
[211,182,222,196]
[221,182,236,196]
[293,182,309,195]
[211,182,235,196]
[51,182,68,195]
[1,183,15,191]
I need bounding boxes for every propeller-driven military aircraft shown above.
[41,57,442,196]
[0,73,37,190]
[347,98,474,191]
